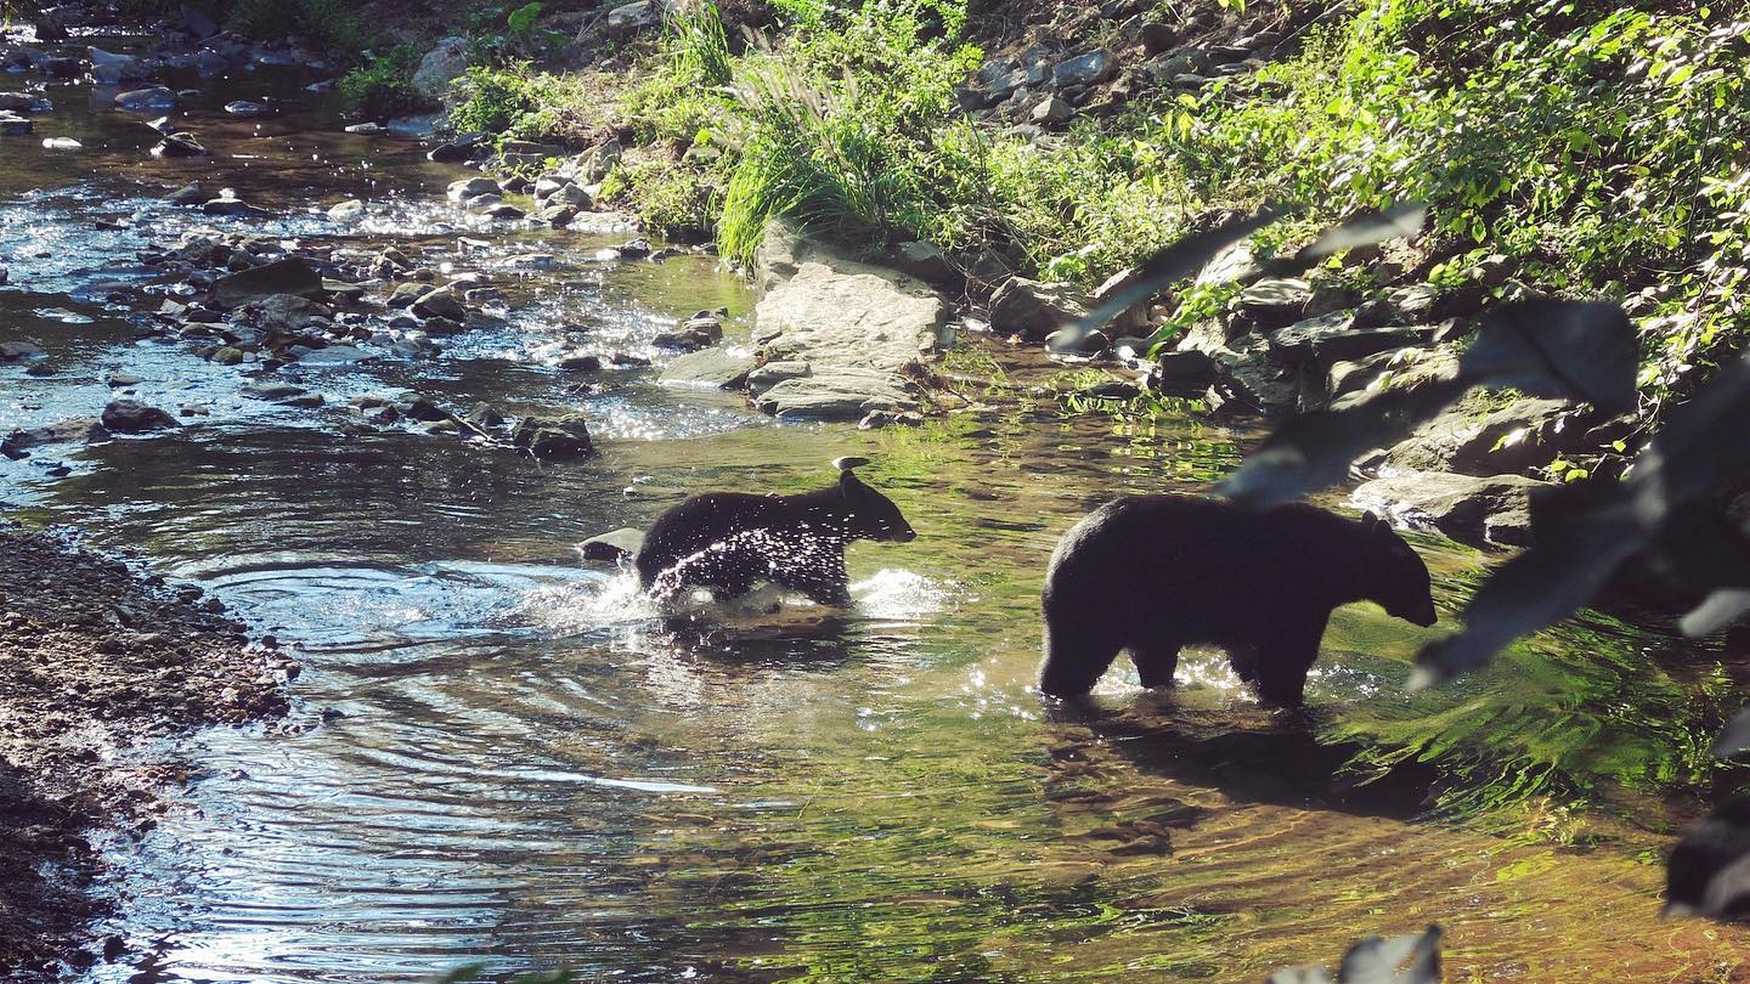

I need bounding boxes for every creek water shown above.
[3,33,1748,984]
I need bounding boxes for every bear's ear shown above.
[1362,510,1379,525]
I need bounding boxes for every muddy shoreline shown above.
[0,523,291,981]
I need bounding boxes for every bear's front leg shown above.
[777,547,852,607]
[1253,612,1332,706]
[1129,639,1183,688]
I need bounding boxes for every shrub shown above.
[449,65,545,135]
[224,0,362,53]
[337,45,432,120]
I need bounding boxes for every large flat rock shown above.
[659,346,755,390]
[755,369,920,421]
[749,219,948,419]
[1352,471,1547,548]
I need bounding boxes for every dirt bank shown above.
[0,522,291,982]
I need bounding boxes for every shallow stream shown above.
[3,31,1748,984]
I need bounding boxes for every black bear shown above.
[636,457,916,606]
[1038,495,1437,704]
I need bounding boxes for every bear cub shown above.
[636,457,916,607]
[1038,494,1436,704]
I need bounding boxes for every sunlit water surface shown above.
[3,31,1747,984]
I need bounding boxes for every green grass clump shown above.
[337,45,433,120]
[224,0,362,53]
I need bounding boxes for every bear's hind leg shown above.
[1039,618,1124,697]
[1129,639,1183,689]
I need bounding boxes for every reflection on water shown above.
[3,33,1748,984]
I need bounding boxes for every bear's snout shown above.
[1404,599,1438,627]
[892,526,917,543]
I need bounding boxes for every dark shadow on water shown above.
[1040,689,1442,821]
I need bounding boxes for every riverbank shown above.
[268,0,1744,555]
[0,523,290,982]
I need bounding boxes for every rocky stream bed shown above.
[3,10,1750,984]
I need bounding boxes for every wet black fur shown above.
[1039,495,1437,704]
[636,470,916,606]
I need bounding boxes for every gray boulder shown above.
[1352,471,1549,548]
[88,47,146,84]
[659,347,755,390]
[746,359,812,395]
[1054,49,1116,88]
[1231,277,1312,331]
[578,527,645,562]
[214,258,323,306]
[1326,344,1461,405]
[447,176,500,202]
[1194,238,1263,287]
[0,340,43,361]
[1204,358,1300,416]
[412,37,468,101]
[1384,396,1592,476]
[412,286,467,321]
[101,399,178,433]
[891,241,957,284]
[988,277,1090,340]
[113,86,177,111]
[1265,312,1441,369]
[607,0,663,37]
[755,369,919,420]
[512,414,594,459]
[1,418,109,457]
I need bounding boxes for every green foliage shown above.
[466,0,570,63]
[337,45,432,120]
[223,0,361,52]
[714,11,983,264]
[449,65,546,135]
[667,0,734,88]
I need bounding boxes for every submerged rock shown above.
[447,176,499,202]
[224,100,267,116]
[240,380,309,402]
[165,181,207,204]
[659,347,755,390]
[153,132,208,157]
[202,197,272,218]
[411,286,466,321]
[0,340,44,361]
[114,86,177,112]
[214,258,323,306]
[512,414,594,459]
[0,112,33,136]
[578,528,645,562]
[1,417,109,458]
[100,399,179,433]
[88,47,146,84]
[327,199,366,222]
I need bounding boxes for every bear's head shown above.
[1361,512,1437,627]
[838,469,917,543]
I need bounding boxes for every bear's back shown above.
[636,492,789,586]
[1043,494,1352,646]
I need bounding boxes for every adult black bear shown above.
[636,457,916,606]
[1038,495,1437,704]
